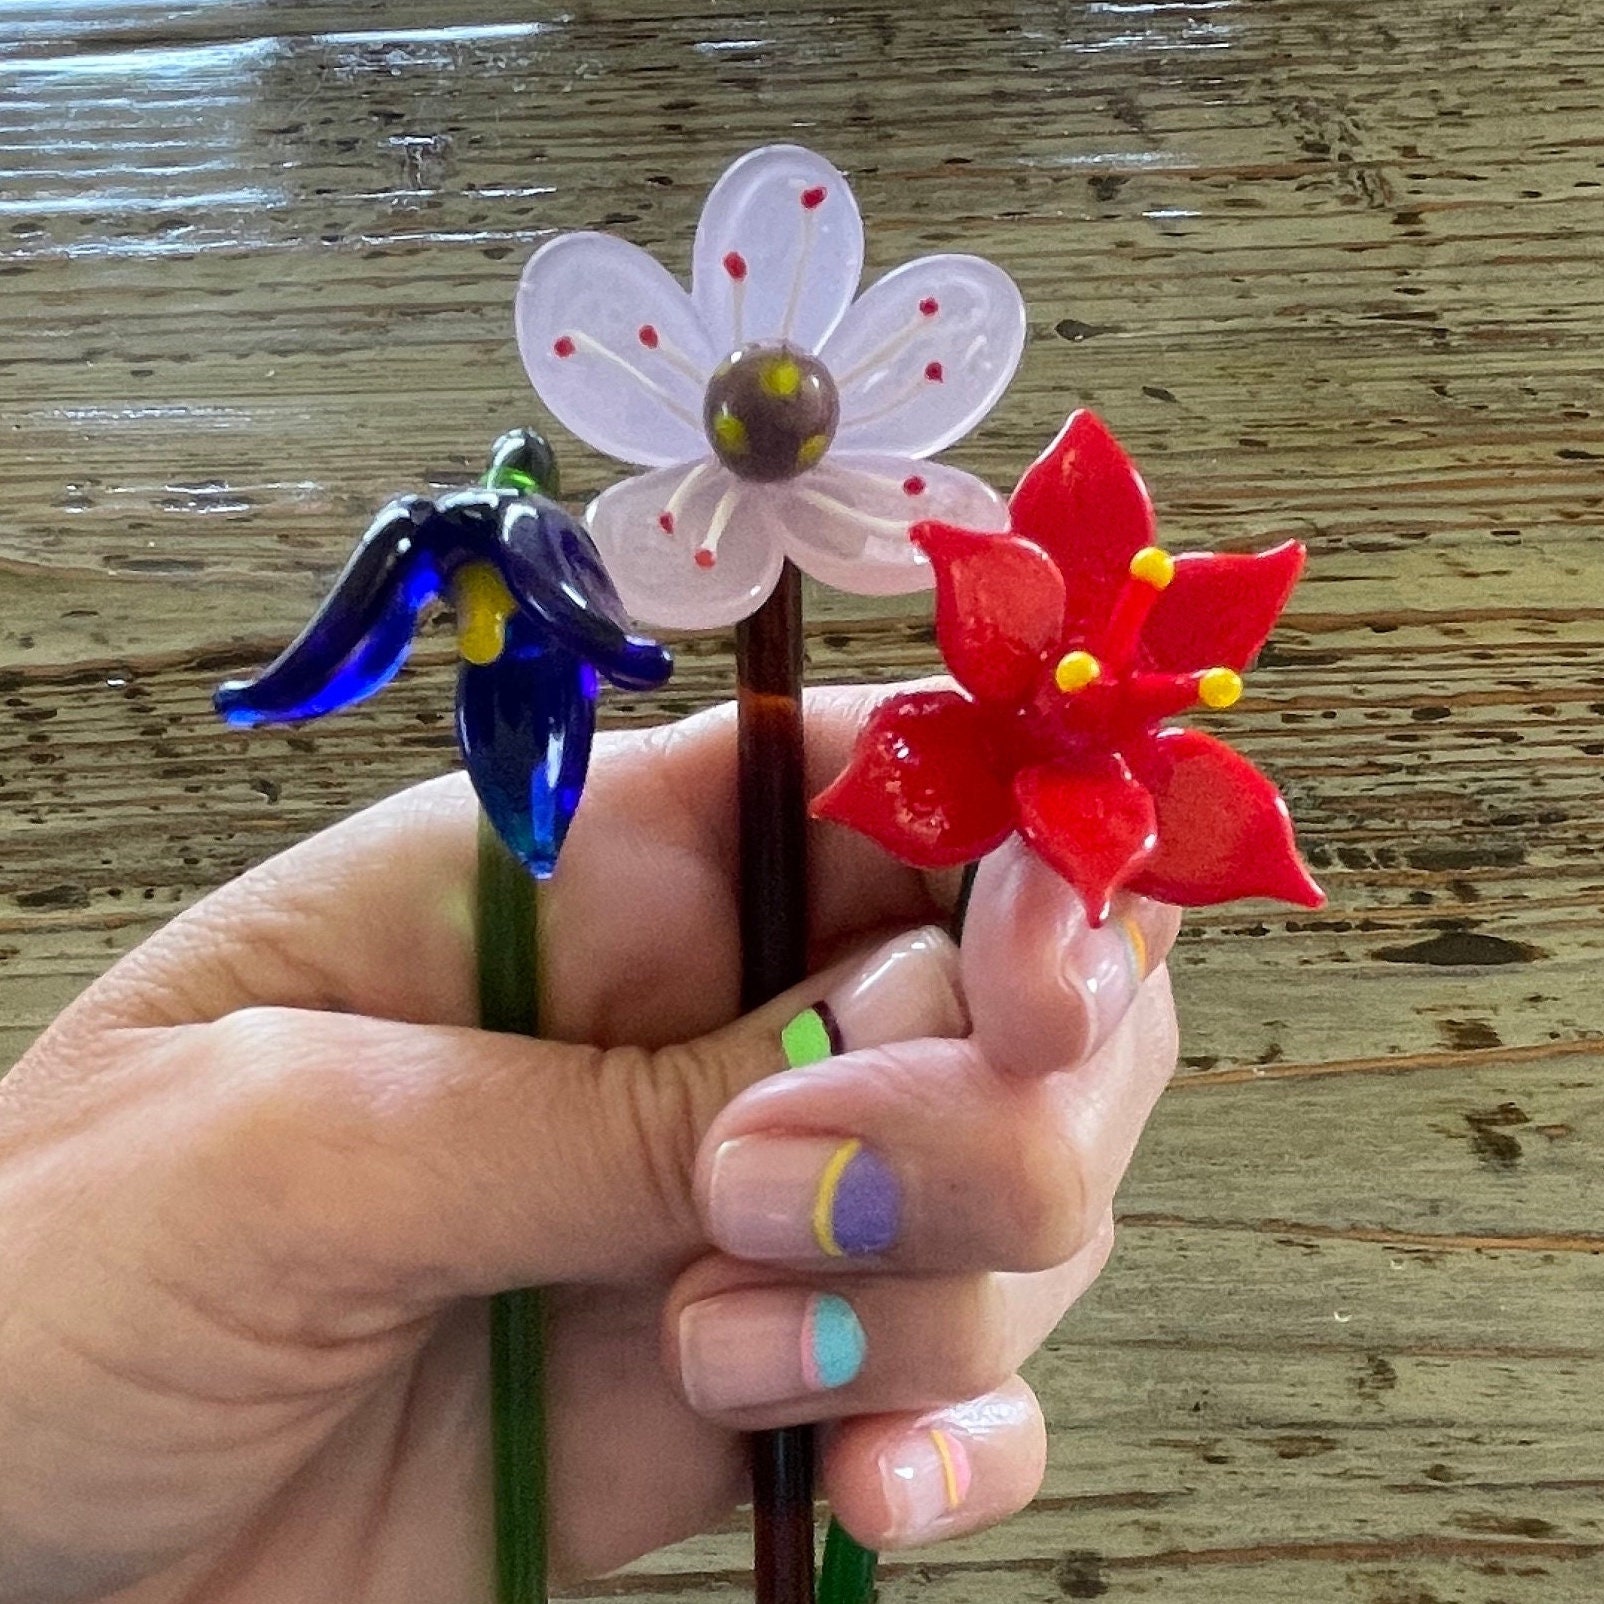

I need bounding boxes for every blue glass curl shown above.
[215,436,672,876]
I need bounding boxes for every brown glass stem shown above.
[735,560,814,1604]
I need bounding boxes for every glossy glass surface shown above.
[814,411,1324,924]
[216,444,672,876]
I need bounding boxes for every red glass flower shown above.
[813,410,1324,924]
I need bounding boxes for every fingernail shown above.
[881,1424,974,1540]
[1069,898,1171,1060]
[786,927,966,1069]
[679,1290,865,1413]
[708,1135,901,1261]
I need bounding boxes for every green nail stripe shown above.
[781,1006,834,1069]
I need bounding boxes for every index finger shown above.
[67,686,955,1049]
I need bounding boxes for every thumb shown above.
[131,927,966,1312]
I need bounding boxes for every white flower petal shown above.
[517,232,717,467]
[692,145,864,356]
[822,255,1027,458]
[587,460,786,630]
[777,451,1010,596]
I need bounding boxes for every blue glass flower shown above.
[215,430,673,875]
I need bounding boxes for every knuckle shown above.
[936,1277,1017,1398]
[990,1127,1092,1272]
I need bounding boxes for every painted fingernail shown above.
[1072,898,1173,1059]
[679,1290,865,1414]
[707,1135,901,1261]
[881,1424,975,1539]
[784,927,966,1073]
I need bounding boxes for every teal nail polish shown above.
[802,1293,865,1390]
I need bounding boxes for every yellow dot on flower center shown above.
[1199,666,1243,708]
[796,432,829,470]
[712,410,749,454]
[1129,546,1175,589]
[1054,650,1103,693]
[761,357,803,399]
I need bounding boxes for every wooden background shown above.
[3,0,1602,1597]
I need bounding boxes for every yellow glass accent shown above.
[811,1138,863,1259]
[454,562,516,666]
[712,410,749,454]
[1199,666,1244,708]
[1054,650,1102,693]
[761,356,803,399]
[796,432,829,470]
[1129,546,1176,589]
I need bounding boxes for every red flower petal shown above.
[1124,727,1324,909]
[1014,755,1158,926]
[812,691,1016,869]
[1007,410,1157,639]
[1140,541,1306,675]
[913,522,1067,706]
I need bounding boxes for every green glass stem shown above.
[477,816,547,1604]
[818,1520,877,1604]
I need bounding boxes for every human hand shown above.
[0,687,1179,1604]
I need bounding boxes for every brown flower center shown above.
[702,343,839,482]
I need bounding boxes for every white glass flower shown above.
[515,145,1027,629]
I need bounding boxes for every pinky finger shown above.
[821,1375,1046,1551]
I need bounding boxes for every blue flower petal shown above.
[493,500,673,690]
[215,496,439,725]
[456,623,599,878]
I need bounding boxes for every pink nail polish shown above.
[881,1425,974,1539]
[679,1289,865,1414]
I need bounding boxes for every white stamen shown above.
[833,319,926,392]
[648,328,712,386]
[565,331,701,428]
[730,276,747,347]
[660,460,713,531]
[839,361,939,433]
[696,484,740,564]
[796,487,919,539]
[780,203,821,345]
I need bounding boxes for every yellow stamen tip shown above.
[1129,546,1175,589]
[1199,667,1243,708]
[761,357,802,399]
[1054,650,1102,693]
[454,562,516,666]
[796,432,829,470]
[712,411,748,453]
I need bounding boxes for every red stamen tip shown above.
[902,475,926,496]
[694,548,716,569]
[638,323,660,349]
[657,511,675,534]
[722,250,748,281]
[552,335,576,359]
[919,296,939,317]
[924,360,944,383]
[800,184,827,210]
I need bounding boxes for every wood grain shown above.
[3,0,1602,1598]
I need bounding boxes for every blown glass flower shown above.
[515,144,1026,628]
[814,411,1324,923]
[215,431,672,875]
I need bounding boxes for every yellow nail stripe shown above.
[1120,915,1148,980]
[929,1428,964,1510]
[811,1138,862,1258]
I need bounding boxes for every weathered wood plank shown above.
[3,0,1602,1597]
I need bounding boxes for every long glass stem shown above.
[477,816,547,1604]
[735,561,814,1604]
